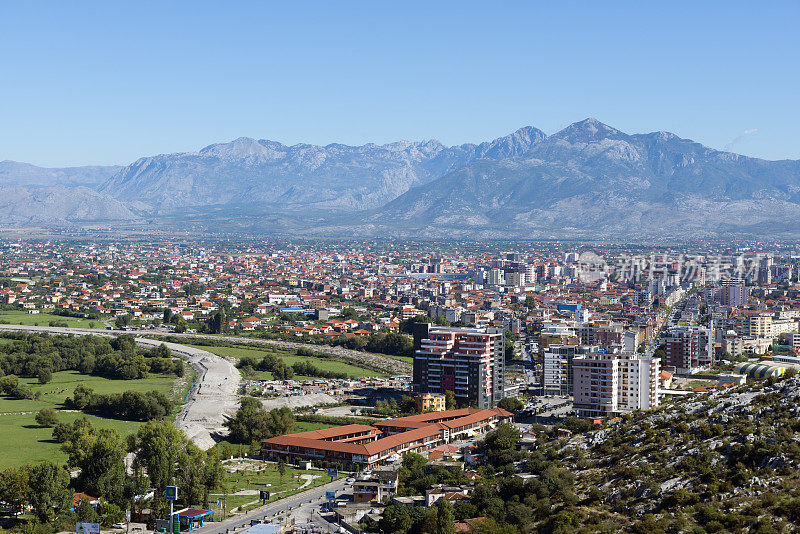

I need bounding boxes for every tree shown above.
[225,398,295,443]
[0,466,30,515]
[277,459,286,484]
[339,307,359,320]
[173,317,187,333]
[76,496,98,522]
[482,424,520,453]
[208,310,225,334]
[380,504,413,533]
[497,396,524,412]
[35,407,59,427]
[25,461,71,522]
[114,314,132,329]
[434,499,455,534]
[62,421,126,504]
[130,419,186,519]
[163,308,173,323]
[444,390,456,410]
[37,367,52,384]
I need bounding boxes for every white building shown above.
[573,352,660,418]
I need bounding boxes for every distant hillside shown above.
[0,160,120,188]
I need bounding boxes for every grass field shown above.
[0,412,144,469]
[210,460,341,516]
[0,310,107,328]
[292,420,336,432]
[190,345,385,378]
[0,370,181,469]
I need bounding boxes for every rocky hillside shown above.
[544,377,800,532]
[0,160,120,188]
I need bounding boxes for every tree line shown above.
[0,333,182,385]
[67,383,172,421]
[236,351,350,380]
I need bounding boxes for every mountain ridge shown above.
[2,119,800,239]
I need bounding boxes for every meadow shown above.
[0,370,181,468]
[0,310,106,328]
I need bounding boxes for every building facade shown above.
[542,344,596,395]
[573,352,660,418]
[261,408,512,471]
[413,326,505,408]
[664,326,713,374]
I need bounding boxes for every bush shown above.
[35,407,59,427]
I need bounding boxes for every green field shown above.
[190,345,385,378]
[0,310,106,328]
[293,420,335,432]
[0,370,181,468]
[0,412,144,469]
[210,460,341,516]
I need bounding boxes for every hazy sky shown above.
[1,1,798,166]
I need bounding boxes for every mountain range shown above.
[2,119,799,239]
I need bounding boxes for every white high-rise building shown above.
[524,264,537,285]
[572,352,660,418]
[487,268,504,287]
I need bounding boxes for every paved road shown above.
[193,478,348,534]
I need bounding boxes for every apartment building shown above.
[748,312,798,338]
[412,325,505,408]
[542,344,597,395]
[418,392,446,412]
[573,352,660,418]
[664,326,713,374]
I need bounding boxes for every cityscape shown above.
[1,1,799,533]
[0,241,799,532]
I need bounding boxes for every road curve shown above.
[0,324,239,450]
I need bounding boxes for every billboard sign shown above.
[166,486,178,501]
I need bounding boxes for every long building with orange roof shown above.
[260,408,511,471]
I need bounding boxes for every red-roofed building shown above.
[261,408,511,471]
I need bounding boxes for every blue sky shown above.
[1,0,798,166]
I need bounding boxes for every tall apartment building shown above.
[573,352,660,418]
[749,314,772,338]
[542,344,596,395]
[412,325,505,408]
[664,326,713,374]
